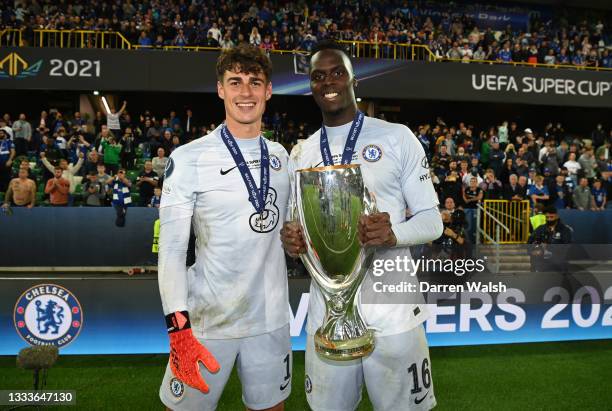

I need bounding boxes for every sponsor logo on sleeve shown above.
[421,156,429,169]
[164,158,175,179]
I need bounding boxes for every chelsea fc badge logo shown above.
[170,377,185,399]
[14,284,83,348]
[362,144,383,162]
[270,154,282,171]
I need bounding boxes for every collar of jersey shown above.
[320,120,354,139]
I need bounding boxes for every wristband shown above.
[165,311,191,333]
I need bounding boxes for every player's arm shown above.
[362,126,443,247]
[280,145,306,257]
[158,153,219,393]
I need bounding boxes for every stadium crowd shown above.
[0,107,610,212]
[1,0,611,68]
[0,106,311,208]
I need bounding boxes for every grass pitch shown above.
[1,340,611,410]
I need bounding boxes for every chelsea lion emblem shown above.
[362,144,383,162]
[170,377,185,399]
[14,283,83,348]
[269,154,282,171]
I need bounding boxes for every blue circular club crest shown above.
[269,154,282,171]
[170,377,185,399]
[362,144,383,162]
[14,283,83,348]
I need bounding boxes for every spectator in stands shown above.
[12,113,32,157]
[2,168,36,208]
[591,179,607,211]
[82,171,106,207]
[14,159,34,181]
[44,166,70,207]
[550,174,572,209]
[0,119,13,140]
[463,176,483,208]
[136,160,159,207]
[503,174,527,201]
[160,130,174,154]
[249,26,261,46]
[120,127,137,170]
[440,169,462,205]
[40,151,84,199]
[432,144,451,175]
[152,147,168,178]
[529,175,550,207]
[573,177,593,210]
[0,129,15,193]
[442,197,457,214]
[454,146,469,163]
[462,166,482,187]
[111,169,132,227]
[481,169,503,199]
[105,100,127,133]
[83,150,101,176]
[596,138,610,162]
[429,209,466,260]
[149,186,162,208]
[96,163,112,198]
[499,158,516,185]
[591,123,606,148]
[488,138,505,177]
[138,31,152,47]
[579,149,597,182]
[101,135,122,175]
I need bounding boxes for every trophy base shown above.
[314,329,375,361]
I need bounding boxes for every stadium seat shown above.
[0,192,4,202]
[130,192,140,205]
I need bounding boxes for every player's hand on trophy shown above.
[280,221,306,258]
[358,212,397,247]
[166,311,220,393]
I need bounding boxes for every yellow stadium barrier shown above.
[482,200,530,244]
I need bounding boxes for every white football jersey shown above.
[289,116,439,337]
[158,125,290,339]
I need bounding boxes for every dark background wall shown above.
[0,208,610,268]
[0,208,159,267]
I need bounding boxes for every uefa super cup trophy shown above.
[295,164,377,361]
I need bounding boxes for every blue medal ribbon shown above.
[319,111,364,166]
[220,124,270,214]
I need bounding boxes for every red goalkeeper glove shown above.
[166,311,220,393]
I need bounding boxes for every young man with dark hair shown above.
[281,40,442,410]
[44,166,70,206]
[158,44,291,411]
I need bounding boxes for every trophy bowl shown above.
[295,164,376,361]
